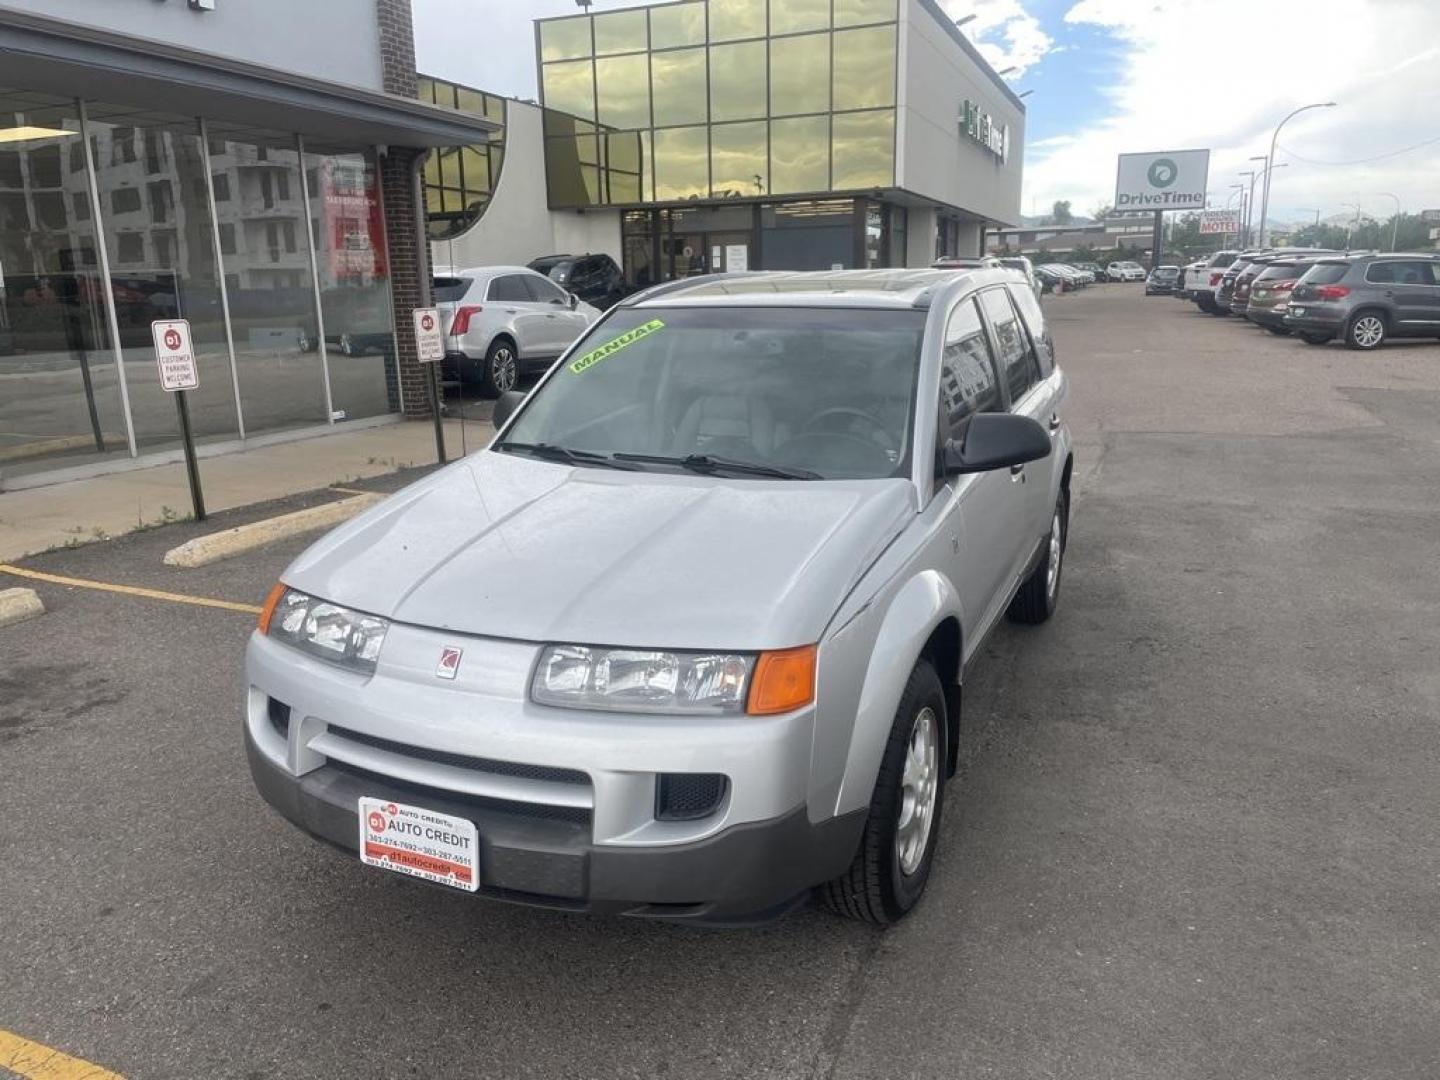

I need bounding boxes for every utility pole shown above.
[1238,170,1258,245]
[1377,193,1401,251]
[1258,102,1336,248]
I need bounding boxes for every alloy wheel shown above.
[1046,508,1063,600]
[491,347,518,391]
[1352,316,1384,349]
[896,706,939,876]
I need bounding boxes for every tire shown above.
[1008,486,1068,625]
[1300,332,1331,345]
[1265,326,1291,336]
[1196,296,1217,314]
[1345,310,1387,351]
[479,338,519,398]
[820,659,947,926]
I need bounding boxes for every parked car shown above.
[1229,256,1281,317]
[1246,258,1324,334]
[1214,252,1269,314]
[528,253,628,310]
[1033,265,1064,293]
[1071,262,1105,282]
[1107,261,1146,283]
[1039,263,1086,290]
[1191,250,1241,313]
[1285,253,1440,349]
[1175,259,1206,300]
[244,268,1074,926]
[997,256,1043,300]
[433,266,601,397]
[1145,266,1180,296]
[1062,264,1096,286]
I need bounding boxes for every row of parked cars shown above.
[1172,248,1440,349]
[936,256,1150,297]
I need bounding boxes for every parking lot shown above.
[3,285,1439,1079]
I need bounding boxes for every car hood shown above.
[283,451,915,651]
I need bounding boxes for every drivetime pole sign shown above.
[1115,149,1210,211]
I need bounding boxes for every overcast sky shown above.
[413,0,1440,225]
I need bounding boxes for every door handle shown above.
[1010,464,1025,480]
[504,307,518,314]
[1048,412,1061,431]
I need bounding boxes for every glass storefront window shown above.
[834,0,897,27]
[417,77,507,241]
[833,26,896,111]
[710,121,767,198]
[708,0,766,42]
[769,115,829,195]
[654,126,709,201]
[649,1,706,49]
[771,0,830,35]
[596,53,651,130]
[709,41,767,122]
[888,204,907,267]
[594,9,648,56]
[831,108,895,189]
[761,199,856,271]
[769,31,829,116]
[651,48,708,128]
[542,59,596,123]
[540,16,592,62]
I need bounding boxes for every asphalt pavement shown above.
[2,285,1438,1079]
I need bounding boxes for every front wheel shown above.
[1008,487,1068,624]
[479,339,519,398]
[1345,311,1387,351]
[820,659,947,925]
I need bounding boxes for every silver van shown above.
[245,269,1074,925]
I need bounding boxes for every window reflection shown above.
[597,53,650,129]
[542,59,596,122]
[654,125,709,200]
[769,115,829,194]
[710,121,766,197]
[417,77,507,241]
[709,41,766,122]
[771,0,830,35]
[708,0,766,42]
[833,0,897,27]
[540,16,592,62]
[594,9,648,56]
[769,31,829,116]
[831,108,894,189]
[833,26,896,111]
[651,48,707,127]
[649,1,706,49]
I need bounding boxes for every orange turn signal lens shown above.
[258,582,287,635]
[747,645,817,715]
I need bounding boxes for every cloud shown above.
[1024,0,1440,224]
[935,0,1053,76]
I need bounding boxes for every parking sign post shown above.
[413,307,447,465]
[150,319,206,521]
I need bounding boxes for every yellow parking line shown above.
[0,564,261,616]
[0,1028,126,1079]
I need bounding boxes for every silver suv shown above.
[434,266,601,397]
[245,269,1074,925]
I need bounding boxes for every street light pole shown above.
[1238,170,1258,245]
[1377,192,1401,251]
[1257,101,1336,248]
[1227,184,1245,248]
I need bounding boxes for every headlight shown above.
[532,645,755,714]
[260,586,389,675]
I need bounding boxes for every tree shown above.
[1051,200,1074,225]
[1090,202,1113,222]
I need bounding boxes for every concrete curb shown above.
[162,493,383,569]
[0,587,45,628]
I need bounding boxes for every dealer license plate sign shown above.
[359,798,478,892]
[1291,307,1305,316]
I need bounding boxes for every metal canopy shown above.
[0,9,498,153]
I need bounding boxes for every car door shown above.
[488,273,550,358]
[935,296,1024,641]
[524,271,591,350]
[1374,260,1440,331]
[979,285,1055,567]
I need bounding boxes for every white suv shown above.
[1106,261,1147,283]
[434,266,601,397]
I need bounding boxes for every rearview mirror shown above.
[940,412,1051,475]
[493,389,527,429]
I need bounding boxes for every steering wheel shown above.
[802,407,894,449]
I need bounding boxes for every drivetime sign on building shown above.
[1115,150,1209,211]
[961,100,1008,162]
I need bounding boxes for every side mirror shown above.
[940,412,1051,475]
[492,389,527,429]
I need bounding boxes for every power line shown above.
[1276,133,1440,167]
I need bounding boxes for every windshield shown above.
[1256,263,1308,282]
[499,306,925,480]
[433,276,470,303]
[1300,262,1349,286]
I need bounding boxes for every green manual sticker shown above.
[569,319,665,374]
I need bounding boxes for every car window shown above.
[433,276,471,303]
[939,298,1001,443]
[489,275,533,302]
[524,274,569,303]
[1007,284,1052,377]
[1256,264,1307,281]
[980,287,1040,403]
[1211,253,1238,268]
[1301,262,1350,286]
[1367,261,1437,286]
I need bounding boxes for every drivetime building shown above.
[425,0,1025,286]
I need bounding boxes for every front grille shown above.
[329,725,588,786]
[328,760,592,825]
[268,697,291,738]
[656,773,727,821]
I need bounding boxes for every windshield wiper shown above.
[496,442,642,471]
[613,452,820,480]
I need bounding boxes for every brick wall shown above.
[374,0,435,419]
